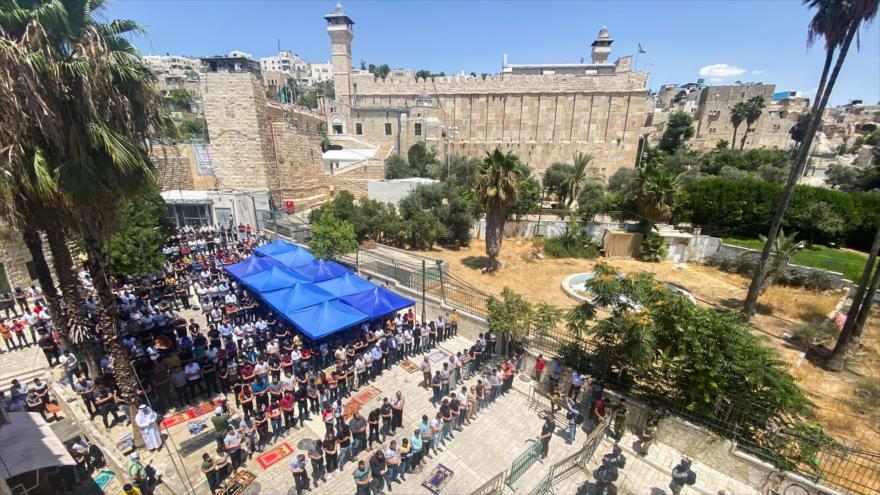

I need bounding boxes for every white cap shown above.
[215,406,223,415]
[129,452,140,460]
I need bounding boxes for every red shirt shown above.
[535,359,546,372]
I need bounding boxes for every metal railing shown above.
[469,470,508,495]
[526,419,610,495]
[507,439,545,488]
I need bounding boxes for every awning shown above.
[285,299,368,340]
[292,259,351,283]
[240,266,308,293]
[316,272,377,297]
[269,248,315,269]
[223,256,277,279]
[255,239,298,257]
[261,282,335,314]
[341,287,414,319]
[0,412,76,480]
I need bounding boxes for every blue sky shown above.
[104,1,879,105]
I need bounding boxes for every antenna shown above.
[277,36,281,53]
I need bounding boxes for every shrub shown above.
[543,235,600,259]
[707,253,839,291]
[638,235,668,262]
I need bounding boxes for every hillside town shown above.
[0,2,878,495]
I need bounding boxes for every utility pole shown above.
[421,259,427,323]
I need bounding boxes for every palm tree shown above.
[743,0,878,322]
[566,152,594,208]
[828,221,880,370]
[758,229,799,294]
[740,95,766,149]
[634,164,679,226]
[730,101,748,147]
[476,148,521,272]
[0,0,166,446]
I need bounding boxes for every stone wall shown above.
[0,227,35,290]
[344,72,650,176]
[202,72,276,191]
[152,144,217,191]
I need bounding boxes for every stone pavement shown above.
[0,342,51,392]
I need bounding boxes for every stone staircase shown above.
[284,178,330,212]
[0,345,52,394]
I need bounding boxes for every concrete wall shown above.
[367,179,438,204]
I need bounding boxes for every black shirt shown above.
[336,424,351,447]
[368,409,380,423]
[541,420,555,437]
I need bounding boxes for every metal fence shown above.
[339,248,490,319]
[469,470,507,495]
[527,419,609,495]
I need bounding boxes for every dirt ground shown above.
[425,239,880,452]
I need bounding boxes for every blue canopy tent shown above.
[292,260,351,283]
[341,287,415,319]
[224,256,277,280]
[268,247,315,269]
[240,266,308,293]
[315,272,377,298]
[285,299,369,340]
[254,239,297,257]
[262,282,335,314]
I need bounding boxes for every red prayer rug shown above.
[256,442,293,470]
[351,385,382,407]
[161,412,190,430]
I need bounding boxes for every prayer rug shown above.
[256,442,293,469]
[161,411,191,430]
[188,399,223,419]
[93,469,115,490]
[399,360,419,373]
[115,433,134,454]
[343,399,362,420]
[428,351,448,364]
[422,464,454,494]
[218,470,256,495]
[351,385,382,406]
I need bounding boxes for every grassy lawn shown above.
[722,238,868,281]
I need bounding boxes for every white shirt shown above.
[184,363,201,381]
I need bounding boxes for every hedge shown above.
[679,177,879,251]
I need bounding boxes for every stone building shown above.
[651,81,810,151]
[321,4,650,179]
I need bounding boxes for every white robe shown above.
[135,408,163,451]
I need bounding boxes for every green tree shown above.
[435,191,475,247]
[758,229,800,294]
[740,95,766,149]
[576,180,607,223]
[825,163,861,190]
[486,287,533,352]
[310,212,358,259]
[105,186,175,277]
[730,101,748,147]
[509,169,541,220]
[178,117,205,140]
[0,0,171,448]
[790,112,811,150]
[298,90,318,109]
[543,163,575,205]
[476,149,521,271]
[744,0,878,324]
[635,164,679,225]
[407,142,437,177]
[566,152,595,207]
[659,111,695,153]
[165,88,192,111]
[384,155,411,179]
[415,69,431,80]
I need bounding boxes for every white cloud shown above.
[751,69,766,75]
[699,63,747,82]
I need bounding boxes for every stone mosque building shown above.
[321,3,651,179]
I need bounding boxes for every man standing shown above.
[223,426,244,471]
[537,414,555,460]
[352,460,372,495]
[534,354,546,384]
[290,453,311,495]
[590,393,608,431]
[548,358,562,392]
[127,452,154,495]
[349,410,368,457]
[211,407,231,449]
[336,420,352,472]
[670,458,696,495]
[37,332,59,367]
[391,391,405,433]
[568,370,584,400]
[420,357,431,389]
[369,450,387,495]
[613,399,628,440]
[564,397,581,445]
[135,405,164,452]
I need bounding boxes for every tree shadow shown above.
[716,297,773,315]
[460,256,491,270]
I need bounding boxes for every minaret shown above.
[590,26,613,64]
[325,3,354,107]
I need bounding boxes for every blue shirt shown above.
[370,347,382,360]
[251,381,267,394]
[411,435,422,451]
